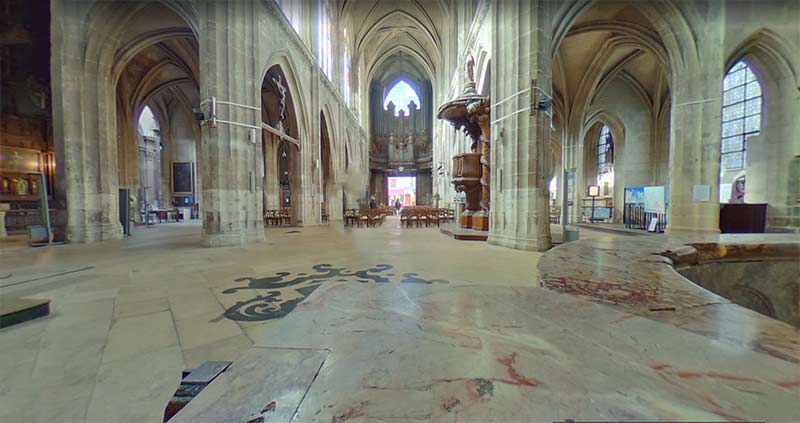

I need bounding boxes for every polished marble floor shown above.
[1,219,797,422]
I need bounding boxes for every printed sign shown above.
[644,186,666,213]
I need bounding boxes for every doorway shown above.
[388,176,416,207]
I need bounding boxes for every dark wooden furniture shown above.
[720,203,767,233]
[149,208,181,224]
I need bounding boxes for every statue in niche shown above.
[466,54,475,84]
[415,136,430,156]
[729,174,746,204]
[13,177,29,196]
[272,74,287,124]
[370,137,383,156]
[29,176,38,195]
[27,76,49,111]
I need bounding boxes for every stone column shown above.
[487,0,553,251]
[666,7,725,234]
[51,1,122,243]
[199,1,264,246]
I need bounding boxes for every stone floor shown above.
[0,218,541,423]
[1,219,797,422]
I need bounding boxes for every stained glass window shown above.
[274,0,301,33]
[720,61,762,171]
[597,125,613,175]
[342,28,351,105]
[384,80,421,116]
[317,0,333,79]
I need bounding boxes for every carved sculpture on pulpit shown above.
[436,53,491,232]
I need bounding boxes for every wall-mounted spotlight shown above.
[536,97,552,112]
[198,97,217,127]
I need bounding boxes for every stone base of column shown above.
[67,222,123,243]
[202,231,244,247]
[472,211,489,231]
[487,232,551,252]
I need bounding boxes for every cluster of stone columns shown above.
[487,0,553,251]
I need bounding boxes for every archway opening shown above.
[111,3,200,229]
[388,175,416,208]
[262,64,301,225]
[553,1,672,226]
[320,111,333,222]
[368,52,433,206]
[135,105,163,218]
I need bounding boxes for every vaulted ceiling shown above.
[339,0,449,84]
[116,37,199,119]
[552,2,670,127]
[112,2,199,123]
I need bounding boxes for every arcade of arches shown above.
[1,1,799,422]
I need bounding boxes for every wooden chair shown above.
[429,210,440,227]
[418,209,428,227]
[278,209,289,226]
[371,210,382,227]
[400,209,409,228]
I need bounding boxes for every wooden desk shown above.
[720,203,767,233]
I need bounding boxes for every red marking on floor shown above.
[777,380,800,388]
[332,403,366,423]
[650,363,671,371]
[496,352,538,387]
[701,394,723,409]
[705,372,760,383]
[676,371,704,379]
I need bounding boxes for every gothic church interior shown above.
[1,1,799,421]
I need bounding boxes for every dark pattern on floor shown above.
[222,264,449,321]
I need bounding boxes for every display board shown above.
[171,161,194,194]
[624,186,645,204]
[644,186,666,213]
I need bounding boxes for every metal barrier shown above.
[623,204,667,232]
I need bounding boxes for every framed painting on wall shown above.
[171,161,194,195]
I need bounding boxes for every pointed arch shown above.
[260,52,309,145]
[725,29,799,88]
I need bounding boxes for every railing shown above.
[624,203,667,232]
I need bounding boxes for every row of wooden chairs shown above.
[264,209,291,226]
[400,207,454,228]
[344,208,389,227]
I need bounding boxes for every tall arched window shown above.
[720,60,762,202]
[317,0,332,79]
[274,0,301,33]
[383,80,420,116]
[342,28,351,105]
[138,105,159,137]
[596,124,614,195]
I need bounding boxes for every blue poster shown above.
[625,186,644,204]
